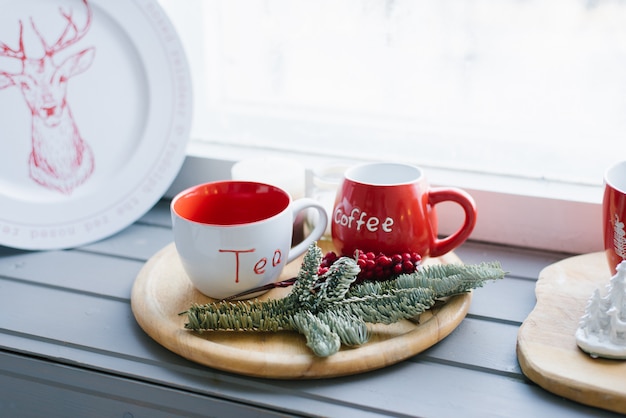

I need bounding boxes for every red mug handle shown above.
[427,187,477,258]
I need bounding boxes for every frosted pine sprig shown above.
[181,243,506,357]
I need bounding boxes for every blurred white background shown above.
[160,0,625,188]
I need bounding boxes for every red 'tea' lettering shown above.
[220,248,284,283]
[219,248,255,283]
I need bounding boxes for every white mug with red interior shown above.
[171,180,328,300]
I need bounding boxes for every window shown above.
[159,0,621,254]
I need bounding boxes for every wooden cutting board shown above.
[131,241,471,379]
[517,252,626,414]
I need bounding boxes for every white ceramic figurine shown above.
[576,260,626,359]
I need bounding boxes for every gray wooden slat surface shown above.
[0,199,619,417]
[0,250,141,300]
[0,351,292,418]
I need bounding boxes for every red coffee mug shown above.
[332,162,477,258]
[603,161,626,275]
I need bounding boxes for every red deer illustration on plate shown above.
[0,0,95,194]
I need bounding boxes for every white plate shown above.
[0,0,192,250]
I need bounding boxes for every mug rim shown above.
[345,162,423,186]
[171,180,292,226]
[605,161,626,193]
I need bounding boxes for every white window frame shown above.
[167,142,603,255]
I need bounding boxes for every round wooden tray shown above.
[131,242,471,379]
[517,252,626,414]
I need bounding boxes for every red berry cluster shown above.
[318,250,422,283]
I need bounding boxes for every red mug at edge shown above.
[331,162,477,258]
[603,160,626,275]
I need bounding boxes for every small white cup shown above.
[171,180,328,300]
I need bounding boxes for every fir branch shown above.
[184,299,293,332]
[408,262,505,296]
[288,243,323,309]
[347,262,505,300]
[316,310,370,347]
[181,243,506,357]
[317,256,361,303]
[338,288,435,324]
[289,311,341,357]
